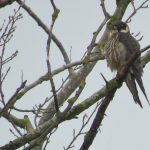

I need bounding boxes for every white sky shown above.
[0,0,150,150]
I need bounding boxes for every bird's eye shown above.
[122,25,127,29]
[120,26,129,33]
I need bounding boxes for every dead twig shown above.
[0,7,22,105]
[126,0,149,22]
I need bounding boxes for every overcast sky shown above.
[0,0,150,150]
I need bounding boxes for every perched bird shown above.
[104,21,149,108]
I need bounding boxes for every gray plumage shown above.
[105,21,149,108]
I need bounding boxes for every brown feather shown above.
[104,22,149,107]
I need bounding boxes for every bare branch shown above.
[126,0,149,22]
[2,50,18,65]
[79,98,110,150]
[63,80,86,113]
[0,107,27,128]
[141,50,150,68]
[46,0,60,112]
[0,8,22,46]
[0,7,22,105]
[43,128,57,150]
[87,18,108,55]
[0,80,27,117]
[64,103,100,150]
[86,1,110,56]
[50,0,56,11]
[131,0,136,11]
[100,0,110,18]
[9,128,19,138]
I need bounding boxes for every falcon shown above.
[104,21,149,108]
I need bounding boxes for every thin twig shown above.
[38,76,69,111]
[126,0,149,22]
[1,50,18,65]
[86,1,109,56]
[0,7,22,105]
[1,66,11,83]
[64,103,100,150]
[79,97,111,150]
[131,0,136,11]
[87,18,109,55]
[43,128,58,150]
[13,106,36,113]
[10,118,23,137]
[46,0,59,112]
[141,45,150,53]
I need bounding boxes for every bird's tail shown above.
[125,73,143,108]
[132,66,150,106]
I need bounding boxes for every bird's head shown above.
[111,21,130,33]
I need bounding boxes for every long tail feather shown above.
[125,73,143,108]
[132,66,150,105]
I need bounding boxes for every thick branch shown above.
[141,50,150,67]
[0,0,15,8]
[0,107,28,128]
[79,96,112,150]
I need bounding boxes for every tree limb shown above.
[0,0,15,8]
[0,80,27,118]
